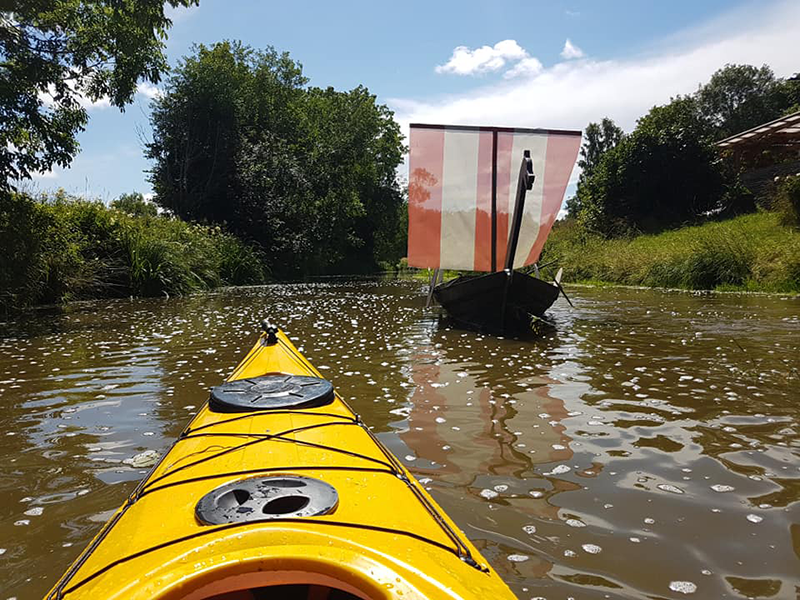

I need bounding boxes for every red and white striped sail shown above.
[408,124,581,271]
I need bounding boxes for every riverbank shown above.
[0,192,265,314]
[541,211,800,293]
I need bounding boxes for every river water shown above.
[0,281,798,599]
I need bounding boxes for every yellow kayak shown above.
[46,325,516,599]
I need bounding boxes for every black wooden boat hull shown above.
[433,271,559,334]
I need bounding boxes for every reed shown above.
[543,211,800,293]
[0,192,266,313]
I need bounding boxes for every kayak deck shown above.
[46,329,516,599]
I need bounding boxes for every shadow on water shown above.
[0,280,798,599]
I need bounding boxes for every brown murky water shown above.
[1,281,798,599]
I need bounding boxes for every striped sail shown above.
[408,124,581,271]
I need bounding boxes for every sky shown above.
[25,0,800,205]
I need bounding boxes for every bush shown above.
[111,192,158,217]
[577,107,726,237]
[773,175,800,227]
[543,212,799,292]
[0,191,266,313]
[677,228,754,289]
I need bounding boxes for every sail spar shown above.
[408,124,581,271]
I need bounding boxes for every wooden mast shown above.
[504,150,535,271]
[490,130,498,272]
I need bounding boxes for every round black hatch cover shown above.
[195,475,339,525]
[210,374,334,412]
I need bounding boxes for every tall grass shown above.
[542,211,800,293]
[0,191,266,313]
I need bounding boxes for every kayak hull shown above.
[46,331,516,600]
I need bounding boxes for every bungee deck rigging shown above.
[46,325,516,600]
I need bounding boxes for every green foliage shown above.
[147,41,406,277]
[773,175,800,227]
[567,118,623,217]
[111,192,158,217]
[696,64,788,139]
[570,64,800,239]
[544,212,800,292]
[577,96,726,236]
[1,0,197,187]
[0,191,265,313]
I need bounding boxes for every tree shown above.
[578,97,725,236]
[148,42,406,276]
[566,118,623,217]
[147,42,307,224]
[578,118,624,177]
[1,0,197,188]
[776,73,800,117]
[111,192,157,217]
[697,64,785,139]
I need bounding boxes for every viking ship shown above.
[407,124,581,333]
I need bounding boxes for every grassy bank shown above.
[541,211,800,293]
[0,192,265,313]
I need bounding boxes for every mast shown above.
[490,130,498,272]
[503,150,535,271]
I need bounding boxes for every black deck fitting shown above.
[261,319,279,345]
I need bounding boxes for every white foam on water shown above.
[480,489,498,499]
[746,514,763,523]
[669,581,697,594]
[657,484,685,494]
[565,519,586,528]
[710,484,735,493]
[507,554,529,562]
[494,484,509,493]
[523,525,537,535]
[23,507,43,517]
[547,465,571,475]
[581,544,602,554]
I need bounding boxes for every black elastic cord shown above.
[185,409,356,435]
[140,420,359,495]
[360,420,479,565]
[62,517,470,596]
[138,465,396,500]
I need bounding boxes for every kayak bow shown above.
[46,326,516,599]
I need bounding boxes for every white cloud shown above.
[32,169,58,180]
[165,3,200,23]
[435,39,529,76]
[565,10,581,17]
[504,57,544,79]
[560,39,585,60]
[38,83,111,111]
[392,0,800,214]
[394,1,799,135]
[136,81,162,100]
[38,79,160,111]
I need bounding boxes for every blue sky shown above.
[27,0,800,202]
